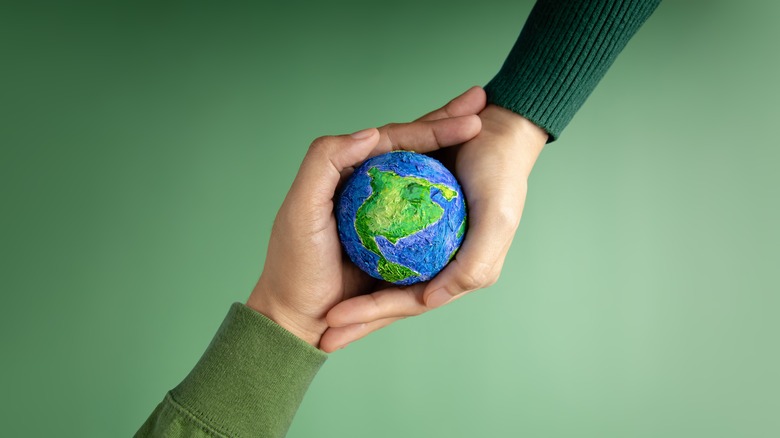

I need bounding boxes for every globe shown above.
[336,150,467,285]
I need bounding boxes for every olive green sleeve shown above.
[135,303,327,438]
[485,0,662,141]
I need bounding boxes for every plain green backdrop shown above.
[1,1,778,436]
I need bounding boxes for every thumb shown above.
[288,128,380,206]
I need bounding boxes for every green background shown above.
[2,1,778,436]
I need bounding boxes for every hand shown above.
[323,101,548,349]
[246,88,487,349]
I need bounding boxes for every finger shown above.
[320,317,402,353]
[371,114,481,156]
[289,128,380,205]
[423,197,523,309]
[415,86,487,122]
[326,283,428,327]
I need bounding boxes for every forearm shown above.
[135,303,327,438]
[485,0,662,141]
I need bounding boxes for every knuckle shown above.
[309,136,333,154]
[454,261,491,291]
[442,102,455,118]
[380,122,402,148]
[403,288,428,315]
[492,205,522,231]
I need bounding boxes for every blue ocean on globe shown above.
[336,151,467,285]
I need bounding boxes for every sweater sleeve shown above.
[135,303,328,438]
[484,0,662,142]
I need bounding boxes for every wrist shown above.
[483,104,548,140]
[246,282,324,348]
[480,104,548,178]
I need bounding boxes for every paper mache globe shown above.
[336,150,467,285]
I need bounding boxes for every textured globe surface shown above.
[337,151,467,285]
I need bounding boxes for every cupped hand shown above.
[246,87,487,348]
[322,101,548,351]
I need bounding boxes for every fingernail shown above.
[350,128,375,139]
[427,288,453,309]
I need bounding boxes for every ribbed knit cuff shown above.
[169,303,327,437]
[485,0,661,142]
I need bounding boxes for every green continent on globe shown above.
[354,167,458,283]
[448,217,468,262]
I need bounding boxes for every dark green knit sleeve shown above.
[135,303,327,438]
[485,0,661,142]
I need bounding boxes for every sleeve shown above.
[484,0,662,142]
[135,303,328,438]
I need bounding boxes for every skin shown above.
[247,87,548,352]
